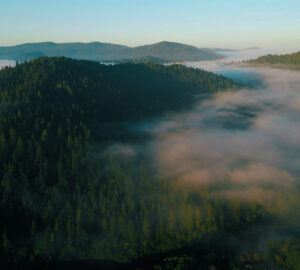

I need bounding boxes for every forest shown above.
[246,51,300,65]
[0,57,299,269]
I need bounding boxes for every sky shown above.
[1,0,300,49]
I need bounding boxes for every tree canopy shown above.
[247,51,300,65]
[0,57,299,269]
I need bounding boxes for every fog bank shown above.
[0,60,16,69]
[110,51,300,210]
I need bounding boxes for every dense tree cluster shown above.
[247,51,300,65]
[0,57,299,269]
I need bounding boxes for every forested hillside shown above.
[246,51,300,65]
[0,57,299,269]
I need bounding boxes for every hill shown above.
[0,57,237,127]
[113,56,167,64]
[13,50,46,61]
[0,57,298,269]
[129,41,224,61]
[0,57,244,266]
[246,51,300,65]
[0,41,224,62]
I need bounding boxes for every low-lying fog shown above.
[0,60,16,69]
[111,49,300,211]
[2,50,300,209]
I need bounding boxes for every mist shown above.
[0,60,16,69]
[2,48,299,267]
[109,50,300,212]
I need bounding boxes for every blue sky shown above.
[1,0,300,49]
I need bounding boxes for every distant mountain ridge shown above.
[0,41,224,62]
[211,47,261,53]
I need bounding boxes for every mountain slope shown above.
[0,57,237,123]
[0,42,132,61]
[0,57,241,265]
[246,51,300,65]
[131,41,224,61]
[1,58,295,270]
[0,41,224,62]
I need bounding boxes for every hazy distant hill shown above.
[129,41,224,61]
[16,51,46,61]
[211,47,260,53]
[114,56,167,64]
[0,42,131,61]
[211,48,238,52]
[0,41,224,62]
[244,47,260,50]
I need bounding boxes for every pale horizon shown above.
[1,0,300,50]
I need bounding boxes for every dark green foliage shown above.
[229,240,300,270]
[0,57,238,265]
[0,57,297,269]
[0,41,224,62]
[0,57,238,123]
[247,51,300,65]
